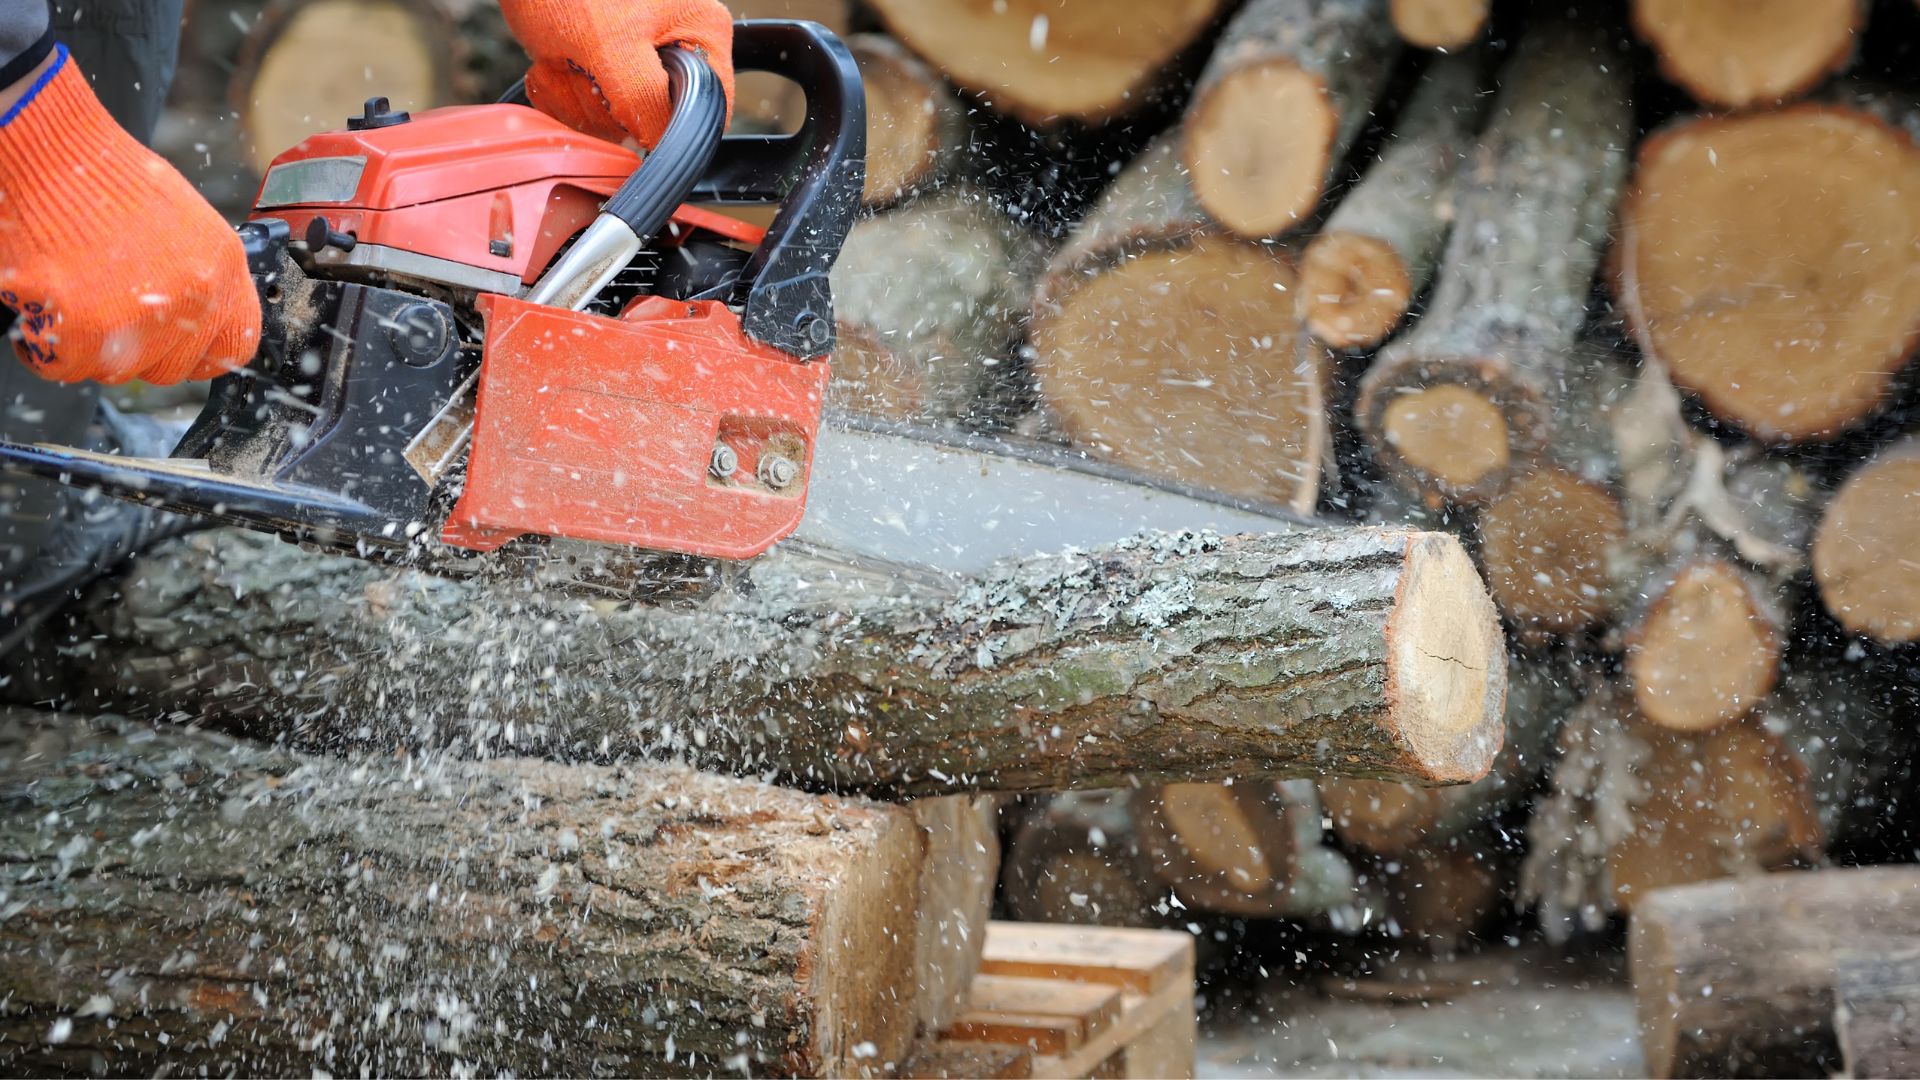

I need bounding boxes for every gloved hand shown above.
[499,0,734,148]
[0,47,260,385]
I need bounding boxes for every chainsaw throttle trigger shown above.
[524,47,726,312]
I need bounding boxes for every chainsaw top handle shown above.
[522,46,726,312]
[513,21,864,360]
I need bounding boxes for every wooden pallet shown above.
[904,922,1197,1079]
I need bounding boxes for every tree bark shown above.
[1298,52,1490,350]
[17,525,1509,795]
[862,0,1230,128]
[830,188,1047,425]
[1179,0,1401,239]
[1814,435,1920,646]
[849,34,970,208]
[1389,0,1490,49]
[0,709,979,1078]
[1134,781,1358,919]
[1355,19,1631,505]
[1000,792,1166,928]
[1629,867,1920,1079]
[1836,948,1920,1080]
[1520,677,1839,941]
[1631,0,1863,109]
[1613,103,1920,443]
[1320,648,1586,857]
[1029,138,1332,514]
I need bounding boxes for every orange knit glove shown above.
[499,0,734,148]
[0,48,260,386]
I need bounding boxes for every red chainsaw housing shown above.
[249,103,826,561]
[254,103,764,282]
[444,294,829,560]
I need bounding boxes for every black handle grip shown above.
[600,48,727,244]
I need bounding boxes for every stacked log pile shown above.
[782,0,1920,976]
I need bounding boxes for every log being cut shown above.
[1630,867,1920,1079]
[20,524,1508,795]
[1356,19,1631,505]
[1614,103,1920,443]
[0,710,987,1077]
[1029,138,1331,513]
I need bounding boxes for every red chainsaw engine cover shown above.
[252,103,762,284]
[443,295,830,561]
[252,102,825,562]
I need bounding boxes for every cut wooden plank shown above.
[1614,104,1920,442]
[1180,0,1401,238]
[980,924,1194,996]
[1630,868,1920,1078]
[863,0,1230,127]
[915,796,1005,1034]
[944,975,1125,1055]
[1632,0,1863,109]
[1117,1004,1197,1079]
[942,1012,1085,1057]
[903,1041,1036,1080]
[1036,983,1192,1080]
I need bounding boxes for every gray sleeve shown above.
[1,0,51,68]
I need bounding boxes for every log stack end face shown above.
[1181,61,1339,238]
[1383,531,1509,785]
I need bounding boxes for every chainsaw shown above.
[0,20,1306,597]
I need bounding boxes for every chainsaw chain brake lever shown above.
[523,47,727,311]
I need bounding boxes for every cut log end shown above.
[1374,382,1515,499]
[1033,236,1327,513]
[1390,0,1492,49]
[1299,232,1415,350]
[1814,450,1920,645]
[1321,778,1442,853]
[1625,560,1782,734]
[1182,62,1338,238]
[1631,0,1862,109]
[865,0,1226,126]
[1385,532,1508,784]
[1477,465,1627,634]
[1608,718,1822,915]
[1617,107,1920,442]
